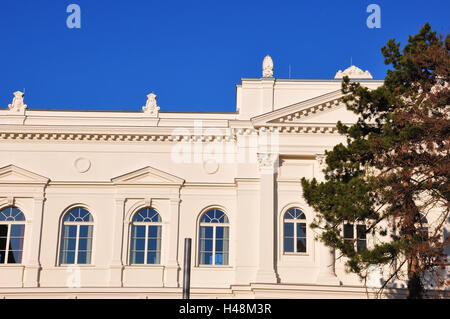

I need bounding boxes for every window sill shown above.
[195,265,233,269]
[282,252,309,256]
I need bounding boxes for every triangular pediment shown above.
[0,165,50,184]
[111,166,185,185]
[251,90,357,126]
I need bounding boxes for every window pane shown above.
[344,224,354,239]
[357,240,366,252]
[199,252,213,265]
[284,237,294,252]
[297,223,306,238]
[0,225,8,237]
[148,225,161,238]
[9,238,24,251]
[215,253,224,265]
[200,226,213,239]
[297,238,306,253]
[356,225,366,239]
[79,225,93,238]
[284,222,294,237]
[10,225,25,237]
[132,225,146,238]
[77,251,91,264]
[61,251,75,264]
[147,251,160,264]
[63,225,77,238]
[132,238,145,251]
[131,251,145,264]
[78,238,92,251]
[7,250,23,264]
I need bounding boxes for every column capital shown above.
[257,152,279,174]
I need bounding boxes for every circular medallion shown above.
[74,157,91,173]
[203,159,219,174]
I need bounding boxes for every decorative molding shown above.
[257,153,278,172]
[274,99,341,124]
[334,65,373,79]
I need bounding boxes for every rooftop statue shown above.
[262,55,274,78]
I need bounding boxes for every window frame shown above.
[283,208,307,255]
[128,207,163,265]
[59,207,94,266]
[197,208,230,267]
[343,221,367,252]
[0,206,26,265]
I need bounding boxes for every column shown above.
[108,198,125,287]
[314,154,340,285]
[23,197,45,287]
[254,153,278,283]
[164,198,181,287]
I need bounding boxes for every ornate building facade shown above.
[0,58,401,298]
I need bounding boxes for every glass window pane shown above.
[147,251,160,264]
[284,222,294,237]
[148,225,161,238]
[79,225,93,238]
[78,238,92,251]
[357,240,366,252]
[132,238,145,251]
[10,225,25,237]
[7,250,23,263]
[0,249,5,263]
[63,225,77,238]
[131,251,145,264]
[356,225,366,239]
[132,225,146,238]
[297,238,306,253]
[216,226,224,239]
[215,253,223,265]
[200,226,213,239]
[148,238,158,251]
[9,238,25,251]
[199,252,212,265]
[61,251,75,264]
[0,225,8,237]
[0,234,7,250]
[215,239,223,252]
[344,224,354,239]
[297,223,306,238]
[284,237,294,252]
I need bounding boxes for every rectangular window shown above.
[356,224,367,252]
[343,223,354,246]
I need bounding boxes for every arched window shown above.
[283,208,307,253]
[129,207,162,264]
[199,208,229,265]
[0,206,25,264]
[59,207,93,265]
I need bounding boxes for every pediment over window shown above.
[251,90,357,127]
[0,165,50,185]
[111,166,185,186]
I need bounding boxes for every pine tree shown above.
[301,23,449,298]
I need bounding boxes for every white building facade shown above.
[0,59,402,298]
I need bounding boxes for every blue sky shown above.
[0,0,448,112]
